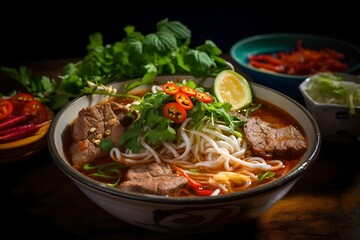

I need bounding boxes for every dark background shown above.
[1,4,359,67]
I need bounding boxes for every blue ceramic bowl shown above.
[230,33,360,99]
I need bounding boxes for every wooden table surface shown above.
[1,58,359,240]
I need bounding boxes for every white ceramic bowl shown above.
[48,75,321,233]
[299,73,360,142]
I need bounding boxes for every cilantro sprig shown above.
[0,66,70,110]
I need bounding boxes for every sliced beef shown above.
[243,117,307,158]
[70,101,138,167]
[120,162,189,196]
[69,139,101,167]
[125,162,174,180]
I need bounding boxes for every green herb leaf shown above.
[144,30,177,54]
[1,19,230,111]
[87,32,103,51]
[157,18,191,40]
[184,49,215,76]
[258,171,276,182]
[1,66,61,108]
[196,40,222,56]
[100,139,114,152]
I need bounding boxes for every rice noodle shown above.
[109,117,284,194]
[110,148,121,162]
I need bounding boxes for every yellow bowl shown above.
[0,107,54,163]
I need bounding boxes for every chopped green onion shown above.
[83,162,128,187]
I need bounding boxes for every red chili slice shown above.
[162,83,180,95]
[163,102,187,124]
[0,99,14,121]
[21,100,48,124]
[11,93,34,115]
[180,85,197,97]
[195,92,213,103]
[174,92,194,110]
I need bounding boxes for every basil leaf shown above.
[184,49,215,76]
[144,31,177,54]
[157,18,191,40]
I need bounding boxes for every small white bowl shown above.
[299,73,360,142]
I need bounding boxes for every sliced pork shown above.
[120,162,189,196]
[244,117,307,158]
[70,101,138,167]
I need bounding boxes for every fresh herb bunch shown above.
[101,80,247,153]
[1,18,229,111]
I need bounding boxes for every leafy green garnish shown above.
[83,162,128,187]
[99,139,114,152]
[119,91,175,152]
[1,18,229,111]
[119,80,246,153]
[0,66,70,110]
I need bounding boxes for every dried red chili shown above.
[248,39,349,75]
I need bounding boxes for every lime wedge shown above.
[213,70,252,110]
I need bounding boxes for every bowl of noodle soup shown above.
[48,74,321,233]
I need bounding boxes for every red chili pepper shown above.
[0,124,40,143]
[193,188,215,196]
[174,166,214,196]
[180,85,197,97]
[0,114,33,131]
[248,54,283,65]
[249,60,285,73]
[162,83,180,95]
[175,92,194,110]
[195,92,213,103]
[0,115,16,124]
[163,102,187,124]
[0,99,14,121]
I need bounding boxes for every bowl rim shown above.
[48,79,321,205]
[230,33,360,79]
